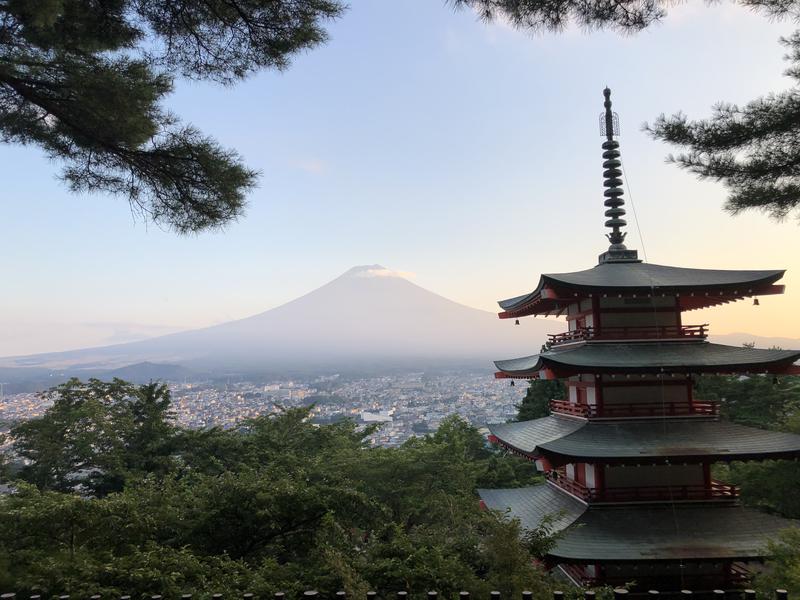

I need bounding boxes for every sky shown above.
[2,0,800,356]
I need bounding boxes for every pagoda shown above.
[479,89,800,591]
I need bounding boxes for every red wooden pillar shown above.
[595,462,605,498]
[591,296,601,336]
[703,462,712,498]
[722,560,732,587]
[575,463,587,485]
[595,374,604,415]
[577,386,587,407]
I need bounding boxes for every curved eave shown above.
[497,265,786,319]
[478,484,585,534]
[478,485,796,563]
[489,417,800,465]
[550,504,795,563]
[491,436,800,466]
[494,353,545,379]
[498,279,546,312]
[539,445,800,466]
[494,342,800,379]
[489,416,584,459]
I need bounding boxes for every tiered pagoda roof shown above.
[499,264,786,318]
[495,342,800,379]
[479,88,800,586]
[489,416,800,464]
[479,484,585,531]
[479,485,795,562]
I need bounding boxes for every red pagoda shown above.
[479,89,800,590]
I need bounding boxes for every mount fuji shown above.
[0,266,562,377]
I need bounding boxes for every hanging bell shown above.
[515,319,520,325]
[753,298,760,306]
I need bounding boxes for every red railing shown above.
[547,472,739,503]
[549,399,718,418]
[546,471,592,500]
[589,480,740,503]
[591,400,718,418]
[549,399,592,417]
[547,324,708,346]
[730,562,753,583]
[547,329,593,345]
[558,563,595,586]
[572,564,753,588]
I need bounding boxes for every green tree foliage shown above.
[453,0,667,32]
[11,378,178,495]
[515,379,564,422]
[453,0,800,222]
[755,528,800,597]
[717,459,800,519]
[648,32,800,222]
[697,374,800,518]
[1,382,554,596]
[0,0,344,233]
[695,374,800,430]
[453,0,797,34]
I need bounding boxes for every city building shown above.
[479,89,800,590]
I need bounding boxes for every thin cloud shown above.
[356,267,417,279]
[81,321,185,344]
[293,158,328,175]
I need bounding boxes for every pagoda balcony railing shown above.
[558,562,596,586]
[547,472,739,503]
[547,324,708,346]
[546,471,593,501]
[549,399,595,417]
[590,480,740,503]
[567,562,753,588]
[549,399,719,419]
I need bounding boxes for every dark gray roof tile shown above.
[489,417,800,461]
[499,263,784,310]
[480,486,796,561]
[553,504,795,561]
[478,484,586,533]
[489,416,583,454]
[495,342,800,376]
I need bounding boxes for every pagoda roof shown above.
[494,341,800,378]
[499,262,784,317]
[479,485,795,562]
[489,416,800,463]
[490,415,584,453]
[477,484,585,532]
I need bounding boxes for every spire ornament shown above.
[597,88,640,264]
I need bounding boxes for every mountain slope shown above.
[709,333,800,351]
[1,266,562,373]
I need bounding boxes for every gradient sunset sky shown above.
[3,0,800,356]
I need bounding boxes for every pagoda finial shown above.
[597,88,640,264]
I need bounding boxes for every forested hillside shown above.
[4,374,800,596]
[0,379,549,597]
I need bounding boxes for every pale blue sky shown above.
[3,0,800,355]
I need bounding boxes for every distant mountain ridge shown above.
[709,333,800,351]
[2,265,797,385]
[105,362,197,383]
[0,265,562,376]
